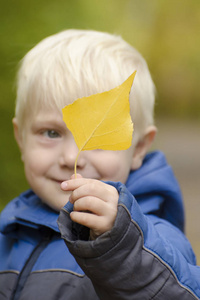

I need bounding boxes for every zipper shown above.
[11,228,53,300]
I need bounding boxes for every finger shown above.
[73,196,108,216]
[60,178,90,191]
[71,181,118,204]
[70,211,109,234]
[61,178,105,197]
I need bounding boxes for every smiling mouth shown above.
[52,179,67,184]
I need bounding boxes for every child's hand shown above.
[61,175,118,240]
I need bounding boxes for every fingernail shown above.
[61,181,68,189]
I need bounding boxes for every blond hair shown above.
[15,29,156,141]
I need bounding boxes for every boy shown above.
[0,29,199,300]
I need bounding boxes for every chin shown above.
[41,199,68,212]
[53,202,68,212]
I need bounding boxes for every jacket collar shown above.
[0,190,59,234]
[126,151,184,231]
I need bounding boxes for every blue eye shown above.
[44,130,60,138]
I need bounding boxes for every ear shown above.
[131,125,157,170]
[12,118,24,161]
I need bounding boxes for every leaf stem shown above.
[74,150,81,178]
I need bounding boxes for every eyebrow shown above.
[31,116,67,131]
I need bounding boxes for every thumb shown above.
[70,173,83,179]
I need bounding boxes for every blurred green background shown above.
[0,0,200,259]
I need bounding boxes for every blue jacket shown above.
[0,151,200,299]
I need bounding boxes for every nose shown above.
[59,138,86,170]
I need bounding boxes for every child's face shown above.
[14,108,136,211]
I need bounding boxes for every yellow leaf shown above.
[62,71,136,175]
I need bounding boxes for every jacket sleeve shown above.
[57,182,200,300]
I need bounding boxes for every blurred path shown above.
[154,118,200,263]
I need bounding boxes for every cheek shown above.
[95,151,132,183]
[23,149,50,178]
